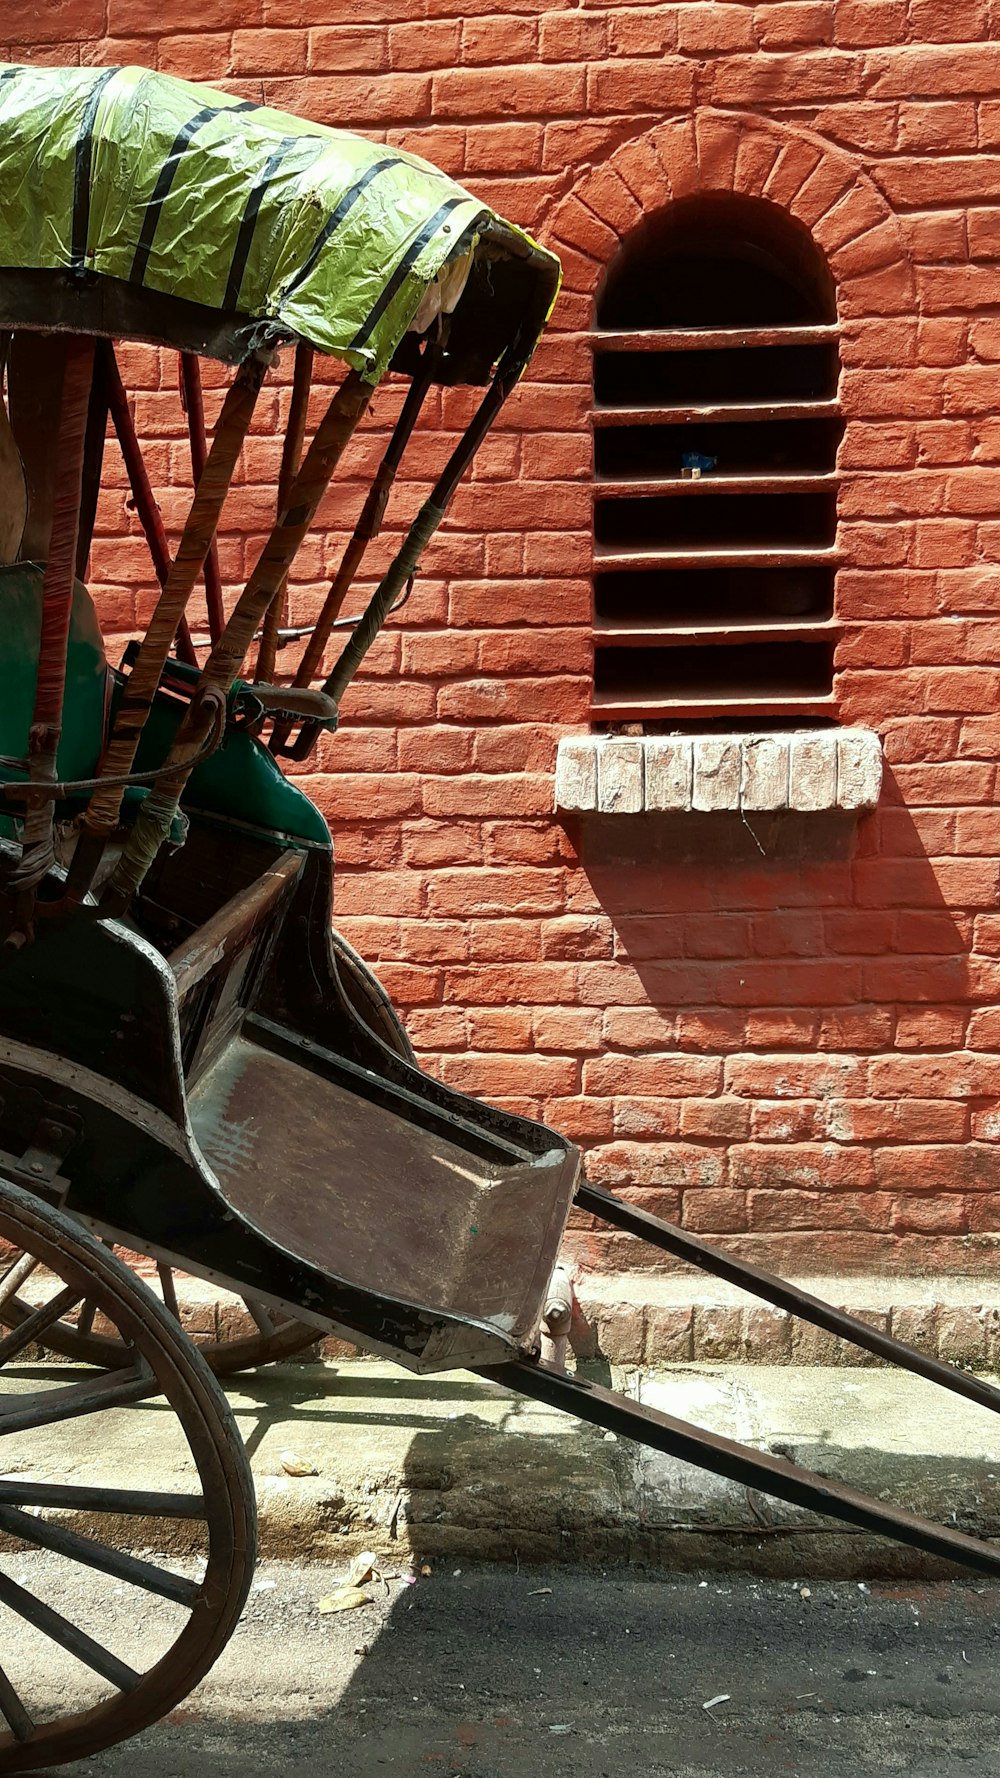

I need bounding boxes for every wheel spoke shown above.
[0,1363,158,1436]
[0,1283,82,1364]
[244,1297,275,1338]
[0,1178,257,1771]
[0,1570,140,1693]
[0,1505,201,1605]
[0,1250,39,1310]
[157,1263,181,1320]
[0,1662,33,1742]
[0,1481,206,1519]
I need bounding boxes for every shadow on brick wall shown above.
[560,777,986,1280]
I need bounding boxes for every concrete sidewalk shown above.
[6,1357,1000,1579]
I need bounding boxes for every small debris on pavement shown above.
[702,1694,731,1712]
[420,1564,433,1577]
[347,1551,379,1588]
[800,1587,812,1600]
[529,1588,553,1597]
[548,1724,573,1735]
[317,1586,372,1614]
[279,1449,318,1477]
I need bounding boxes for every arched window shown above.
[591,193,843,725]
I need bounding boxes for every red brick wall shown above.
[12,3,1000,1282]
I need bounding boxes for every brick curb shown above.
[143,1270,1000,1374]
[9,1358,998,1581]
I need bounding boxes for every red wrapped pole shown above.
[255,339,313,683]
[179,352,226,645]
[7,335,96,937]
[105,344,197,667]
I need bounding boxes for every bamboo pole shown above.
[324,348,520,708]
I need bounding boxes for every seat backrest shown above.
[0,562,109,783]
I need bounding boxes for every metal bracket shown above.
[0,1095,82,1207]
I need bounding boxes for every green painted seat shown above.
[0,563,329,850]
[0,561,109,786]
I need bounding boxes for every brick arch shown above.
[545,109,914,325]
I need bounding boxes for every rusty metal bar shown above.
[180,351,226,645]
[487,1358,1000,1580]
[322,344,523,711]
[105,343,197,668]
[168,849,304,999]
[99,372,370,916]
[256,339,313,684]
[78,350,266,865]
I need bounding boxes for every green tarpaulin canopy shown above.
[0,62,555,381]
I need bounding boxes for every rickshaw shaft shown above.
[488,1357,1000,1580]
[576,1181,1000,1420]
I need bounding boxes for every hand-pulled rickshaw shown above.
[0,60,998,1774]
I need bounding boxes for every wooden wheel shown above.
[330,926,416,1064]
[0,1246,320,1376]
[0,1178,256,1773]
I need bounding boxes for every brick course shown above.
[18,5,1000,1285]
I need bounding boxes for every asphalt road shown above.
[14,1560,1000,1777]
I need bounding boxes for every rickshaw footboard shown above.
[481,1182,1000,1580]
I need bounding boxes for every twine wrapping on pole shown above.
[325,499,443,706]
[100,369,371,913]
[83,349,267,842]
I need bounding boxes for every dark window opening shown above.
[591,192,843,726]
[594,640,835,717]
[594,416,842,481]
[593,341,838,408]
[594,565,834,629]
[595,490,837,553]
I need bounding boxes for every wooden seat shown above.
[187,1014,578,1352]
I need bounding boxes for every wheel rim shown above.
[0,1246,318,1375]
[330,928,416,1064]
[0,1178,256,1773]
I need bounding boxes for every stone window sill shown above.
[554,730,882,816]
